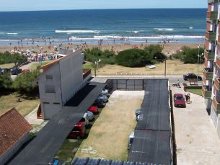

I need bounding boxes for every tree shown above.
[0,73,12,89]
[13,70,40,94]
[0,51,27,66]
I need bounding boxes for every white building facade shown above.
[38,50,90,119]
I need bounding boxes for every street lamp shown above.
[94,59,101,77]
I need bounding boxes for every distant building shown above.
[203,0,220,137]
[38,49,91,119]
[0,108,32,164]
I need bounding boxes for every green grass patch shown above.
[0,63,15,68]
[55,139,82,163]
[186,88,202,96]
[83,62,93,70]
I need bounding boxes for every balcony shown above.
[204,50,215,60]
[202,85,212,98]
[205,32,216,42]
[203,68,213,80]
[207,11,218,21]
[214,77,220,90]
[212,97,220,114]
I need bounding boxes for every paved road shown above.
[172,86,220,165]
[9,82,106,165]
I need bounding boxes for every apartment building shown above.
[203,0,220,137]
[38,49,91,119]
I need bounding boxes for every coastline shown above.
[0,42,203,55]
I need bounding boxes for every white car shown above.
[101,89,110,97]
[83,111,94,122]
[97,94,108,103]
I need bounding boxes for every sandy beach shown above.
[0,43,201,55]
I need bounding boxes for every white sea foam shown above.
[55,30,100,34]
[154,28,174,31]
[7,33,18,35]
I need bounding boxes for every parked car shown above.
[135,109,143,121]
[83,111,95,121]
[183,73,202,81]
[68,118,86,139]
[10,67,22,75]
[93,99,106,108]
[97,94,108,103]
[174,93,186,108]
[88,105,99,114]
[101,88,110,97]
[128,131,134,150]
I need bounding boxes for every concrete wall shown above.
[59,51,83,104]
[38,50,84,119]
[0,133,30,164]
[39,63,62,119]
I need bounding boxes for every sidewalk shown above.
[172,86,220,165]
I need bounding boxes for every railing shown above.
[207,11,218,21]
[202,85,212,98]
[208,0,219,3]
[204,50,215,60]
[203,68,214,80]
[205,32,216,42]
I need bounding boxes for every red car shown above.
[88,105,99,114]
[68,119,86,139]
[174,93,186,108]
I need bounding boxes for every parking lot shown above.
[74,90,144,160]
[172,86,220,165]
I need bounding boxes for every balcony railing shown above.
[204,50,215,60]
[208,0,219,3]
[214,77,220,90]
[207,11,218,21]
[202,85,212,98]
[203,68,214,80]
[212,97,220,114]
[205,32,216,42]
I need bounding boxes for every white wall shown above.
[59,51,83,104]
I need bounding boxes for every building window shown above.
[46,75,53,80]
[53,102,60,105]
[45,85,55,93]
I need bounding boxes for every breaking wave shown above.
[55,30,100,34]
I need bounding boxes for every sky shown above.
[0,0,207,11]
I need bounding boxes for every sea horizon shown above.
[0,8,206,46]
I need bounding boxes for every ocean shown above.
[0,9,206,46]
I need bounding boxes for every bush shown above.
[116,48,148,67]
[84,47,116,65]
[0,51,27,66]
[144,45,166,62]
[172,46,204,64]
[0,73,13,90]
[13,70,40,94]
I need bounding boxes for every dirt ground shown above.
[172,86,220,165]
[74,91,144,160]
